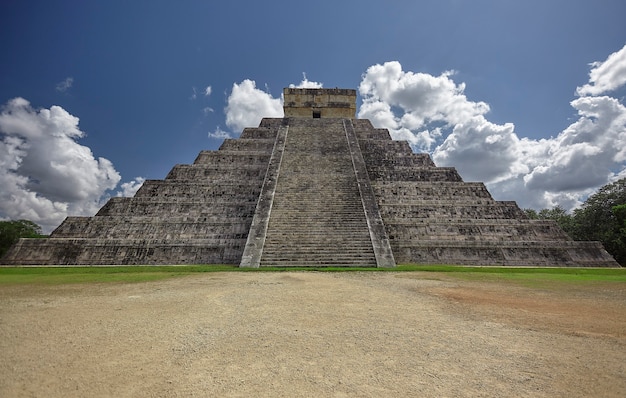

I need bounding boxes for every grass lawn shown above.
[0,264,624,286]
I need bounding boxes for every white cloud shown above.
[433,117,521,184]
[432,91,626,210]
[55,77,73,92]
[576,43,626,96]
[523,96,626,191]
[359,59,626,211]
[116,177,145,197]
[224,79,283,132]
[0,98,124,233]
[208,126,232,140]
[204,85,212,96]
[289,73,323,89]
[358,61,489,152]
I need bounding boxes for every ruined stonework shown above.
[1,88,619,267]
[283,88,357,119]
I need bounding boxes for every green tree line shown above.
[524,178,626,266]
[0,220,47,257]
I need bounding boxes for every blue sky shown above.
[1,0,625,232]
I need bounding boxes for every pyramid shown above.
[1,88,618,267]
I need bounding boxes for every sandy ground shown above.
[0,271,625,397]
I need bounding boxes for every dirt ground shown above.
[0,272,625,397]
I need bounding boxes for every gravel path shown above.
[1,272,625,397]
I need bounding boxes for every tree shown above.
[610,203,626,265]
[572,178,626,265]
[538,206,576,237]
[523,208,539,219]
[522,179,626,265]
[0,220,46,258]
[524,205,576,237]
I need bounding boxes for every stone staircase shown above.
[258,118,377,267]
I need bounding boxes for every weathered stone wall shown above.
[1,122,281,265]
[283,88,356,118]
[352,120,618,267]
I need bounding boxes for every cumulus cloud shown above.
[359,58,626,211]
[524,96,626,189]
[433,118,522,184]
[433,91,626,210]
[204,85,212,96]
[55,77,73,92]
[289,73,323,89]
[358,61,489,152]
[116,177,145,197]
[576,43,626,96]
[0,98,126,233]
[224,79,283,132]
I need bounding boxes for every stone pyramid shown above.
[1,88,618,267]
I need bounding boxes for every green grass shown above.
[0,265,234,285]
[0,264,624,286]
[395,265,626,288]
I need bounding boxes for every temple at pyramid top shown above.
[1,87,619,267]
[283,88,357,118]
